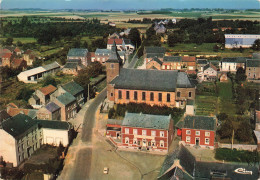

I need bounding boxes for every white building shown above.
[225,34,260,48]
[17,61,60,83]
[0,114,71,167]
[219,57,247,72]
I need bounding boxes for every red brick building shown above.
[180,115,216,149]
[107,113,174,153]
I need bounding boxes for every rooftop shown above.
[183,115,216,131]
[222,57,247,63]
[122,112,171,130]
[145,46,166,54]
[56,92,76,106]
[62,81,84,96]
[39,84,57,96]
[110,69,194,92]
[45,102,60,113]
[42,61,60,71]
[150,57,163,65]
[197,59,208,65]
[67,48,88,57]
[107,38,123,45]
[246,59,260,67]
[203,63,217,71]
[182,56,196,62]
[163,56,181,62]
[36,120,70,130]
[95,48,110,55]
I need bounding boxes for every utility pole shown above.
[87,83,90,101]
[231,129,234,150]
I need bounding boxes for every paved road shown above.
[68,88,107,180]
[126,47,140,69]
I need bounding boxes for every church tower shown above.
[106,40,122,84]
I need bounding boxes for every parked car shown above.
[103,167,109,174]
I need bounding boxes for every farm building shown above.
[225,34,260,48]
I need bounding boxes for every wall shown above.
[146,61,161,70]
[246,67,260,80]
[42,129,69,146]
[218,143,257,151]
[0,130,17,166]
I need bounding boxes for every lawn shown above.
[81,36,103,45]
[0,37,37,43]
[195,95,218,116]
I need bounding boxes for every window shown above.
[133,139,137,145]
[152,140,156,146]
[181,101,184,105]
[125,137,129,144]
[110,64,114,68]
[186,136,190,142]
[158,93,162,102]
[195,131,200,136]
[19,155,21,162]
[205,138,210,144]
[126,91,130,99]
[189,92,192,97]
[205,132,210,137]
[177,92,181,97]
[160,140,164,147]
[142,130,147,136]
[134,91,138,100]
[142,92,146,101]
[160,131,164,137]
[118,90,122,99]
[111,93,113,97]
[125,128,129,134]
[151,131,156,136]
[148,141,151,146]
[150,92,154,101]
[18,147,20,153]
[186,130,191,135]
[167,93,170,102]
[162,65,165,69]
[133,129,137,135]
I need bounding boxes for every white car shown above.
[103,167,109,174]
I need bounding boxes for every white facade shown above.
[225,34,260,48]
[42,128,69,146]
[0,130,17,166]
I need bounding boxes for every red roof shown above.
[182,56,196,62]
[186,70,197,74]
[107,38,123,45]
[2,53,12,59]
[39,85,57,96]
[14,47,21,52]
[12,58,26,68]
[7,107,29,117]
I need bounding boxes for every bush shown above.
[16,87,34,101]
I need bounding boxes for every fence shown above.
[218,143,257,151]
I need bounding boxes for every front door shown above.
[142,139,146,147]
[196,137,200,146]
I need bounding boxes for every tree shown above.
[91,38,106,49]
[128,28,141,48]
[83,41,89,49]
[16,87,34,101]
[252,39,260,51]
[16,41,23,47]
[235,67,247,83]
[146,26,156,39]
[217,119,233,139]
[42,75,58,87]
[32,58,42,68]
[236,121,252,142]
[168,33,177,47]
[213,44,219,52]
[5,37,13,46]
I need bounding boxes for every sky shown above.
[1,0,260,10]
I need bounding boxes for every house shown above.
[23,50,36,66]
[106,119,122,139]
[182,56,196,71]
[0,110,11,127]
[0,48,12,67]
[6,103,38,119]
[67,48,89,66]
[154,24,166,34]
[143,46,166,64]
[36,102,61,120]
[14,47,22,56]
[53,92,77,121]
[108,22,116,27]
[246,59,260,81]
[108,32,120,39]
[197,63,218,82]
[107,43,195,108]
[196,59,208,72]
[119,28,131,36]
[162,56,182,70]
[95,48,126,64]
[225,34,260,48]
[219,57,247,73]
[146,57,163,70]
[219,72,228,82]
[11,58,27,69]
[0,114,71,167]
[29,84,57,108]
[107,38,135,52]
[88,52,96,63]
[120,113,174,153]
[180,115,216,149]
[62,59,85,76]
[17,61,60,83]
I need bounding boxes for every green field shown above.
[0,37,37,43]
[81,36,103,44]
[195,95,218,116]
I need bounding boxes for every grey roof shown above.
[36,120,70,130]
[183,115,216,131]
[32,94,40,101]
[150,57,163,65]
[62,81,84,96]
[63,62,79,69]
[42,61,60,71]
[122,112,171,130]
[0,110,11,123]
[123,38,132,45]
[222,57,247,63]
[95,48,111,56]
[197,59,208,65]
[117,51,125,56]
[163,56,181,62]
[56,92,76,105]
[147,53,164,58]
[145,46,166,54]
[67,59,81,63]
[27,109,38,119]
[2,114,37,138]
[107,119,123,125]
[110,69,194,92]
[67,48,88,57]
[45,102,60,113]
[246,59,260,67]
[106,41,123,64]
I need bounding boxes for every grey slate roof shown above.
[163,56,181,62]
[183,115,216,131]
[197,59,208,65]
[56,92,76,106]
[145,46,166,54]
[42,61,60,71]
[63,62,79,69]
[32,94,40,101]
[222,57,247,63]
[95,48,111,56]
[67,59,81,63]
[45,102,60,113]
[36,120,70,130]
[110,69,194,92]
[0,110,11,123]
[122,112,171,130]
[67,48,88,57]
[107,119,123,125]
[106,41,123,64]
[246,59,260,67]
[62,81,84,96]
[2,114,37,138]
[27,110,38,119]
[151,57,163,65]
[147,53,164,58]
